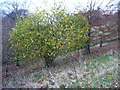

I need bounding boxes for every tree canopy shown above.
[9,6,90,67]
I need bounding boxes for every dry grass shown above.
[2,41,119,88]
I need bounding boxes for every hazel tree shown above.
[9,6,90,67]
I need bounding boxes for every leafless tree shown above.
[0,0,31,18]
[75,0,118,54]
[1,0,32,77]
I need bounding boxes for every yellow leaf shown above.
[60,45,65,49]
[108,77,113,80]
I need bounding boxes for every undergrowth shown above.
[62,53,119,88]
[4,52,119,88]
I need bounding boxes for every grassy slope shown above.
[3,50,119,88]
[62,54,119,88]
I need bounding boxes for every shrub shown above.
[9,6,90,67]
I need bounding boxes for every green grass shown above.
[63,53,119,88]
[89,70,118,88]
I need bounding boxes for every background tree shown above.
[1,0,30,66]
[1,0,32,78]
[76,0,118,53]
[0,0,31,18]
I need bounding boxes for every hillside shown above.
[2,41,119,88]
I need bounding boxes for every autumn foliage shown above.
[9,6,90,67]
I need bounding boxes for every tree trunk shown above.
[85,43,90,54]
[16,59,20,66]
[5,63,9,77]
[118,6,120,53]
[85,29,91,54]
[100,38,103,47]
[44,56,55,67]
